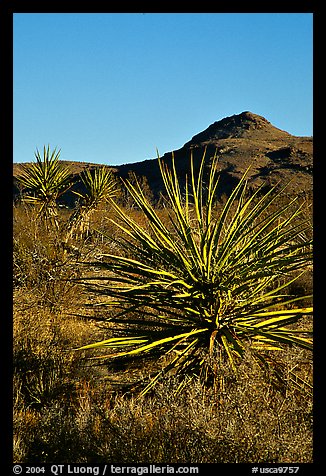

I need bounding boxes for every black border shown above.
[3,3,320,473]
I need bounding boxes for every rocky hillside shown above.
[116,111,312,199]
[13,111,313,204]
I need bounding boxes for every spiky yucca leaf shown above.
[78,150,312,394]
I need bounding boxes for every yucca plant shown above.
[65,166,117,242]
[78,150,312,395]
[16,145,72,231]
[79,166,117,208]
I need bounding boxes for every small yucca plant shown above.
[16,146,72,230]
[78,166,117,208]
[65,166,117,241]
[78,150,312,395]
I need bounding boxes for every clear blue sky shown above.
[13,13,313,165]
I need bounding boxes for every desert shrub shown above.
[13,204,80,310]
[116,171,154,209]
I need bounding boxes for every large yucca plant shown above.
[78,150,312,395]
[16,146,72,230]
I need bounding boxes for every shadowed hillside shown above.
[116,111,312,199]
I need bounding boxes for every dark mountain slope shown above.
[116,111,312,199]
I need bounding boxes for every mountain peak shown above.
[184,111,291,147]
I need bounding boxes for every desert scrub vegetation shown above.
[14,356,312,464]
[13,147,313,463]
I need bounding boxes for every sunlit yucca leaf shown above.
[78,149,312,394]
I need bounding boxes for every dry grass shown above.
[13,341,312,463]
[13,199,313,464]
